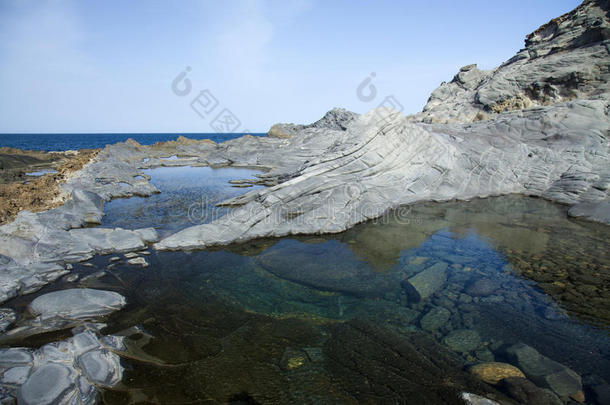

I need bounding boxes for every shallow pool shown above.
[41,195,609,403]
[100,166,262,237]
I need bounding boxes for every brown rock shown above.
[470,362,525,385]
[570,390,585,403]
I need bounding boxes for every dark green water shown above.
[10,167,610,403]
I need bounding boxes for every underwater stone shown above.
[504,343,582,399]
[465,279,500,297]
[442,329,481,353]
[498,377,563,405]
[402,262,448,302]
[419,307,451,332]
[469,362,525,385]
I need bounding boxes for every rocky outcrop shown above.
[0,326,125,405]
[0,0,608,300]
[413,0,609,124]
[266,108,359,138]
[156,98,609,250]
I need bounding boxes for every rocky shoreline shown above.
[0,0,608,403]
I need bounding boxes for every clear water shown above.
[0,133,263,152]
[100,166,262,237]
[5,167,610,403]
[24,169,58,176]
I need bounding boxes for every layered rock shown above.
[0,0,607,299]
[0,326,125,405]
[412,0,610,123]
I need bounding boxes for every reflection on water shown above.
[4,194,610,403]
[100,166,261,237]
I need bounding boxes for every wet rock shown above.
[17,363,74,405]
[474,349,495,363]
[0,327,124,405]
[420,306,451,332]
[279,347,309,371]
[257,243,400,297]
[69,227,147,254]
[459,293,473,304]
[570,390,585,403]
[504,343,582,399]
[79,349,122,386]
[124,252,139,259]
[466,279,500,297]
[469,362,526,385]
[1,366,31,385]
[0,349,32,367]
[324,320,506,403]
[402,262,448,302]
[29,288,126,320]
[460,392,500,405]
[443,329,481,353]
[498,377,562,405]
[127,257,149,267]
[0,308,16,332]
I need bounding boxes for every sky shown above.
[0,0,582,134]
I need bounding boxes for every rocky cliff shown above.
[412,0,609,124]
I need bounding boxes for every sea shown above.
[0,133,263,152]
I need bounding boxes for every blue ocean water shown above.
[0,133,264,151]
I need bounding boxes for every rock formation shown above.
[0,0,607,299]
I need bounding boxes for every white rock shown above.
[29,288,126,320]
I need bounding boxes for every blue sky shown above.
[0,0,581,133]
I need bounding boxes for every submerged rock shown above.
[402,262,448,302]
[324,319,507,403]
[257,242,400,297]
[420,306,451,332]
[498,377,562,405]
[466,279,500,297]
[442,329,481,353]
[469,362,526,385]
[504,343,582,399]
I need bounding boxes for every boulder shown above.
[469,362,525,385]
[402,262,448,302]
[504,343,582,399]
[498,377,562,405]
